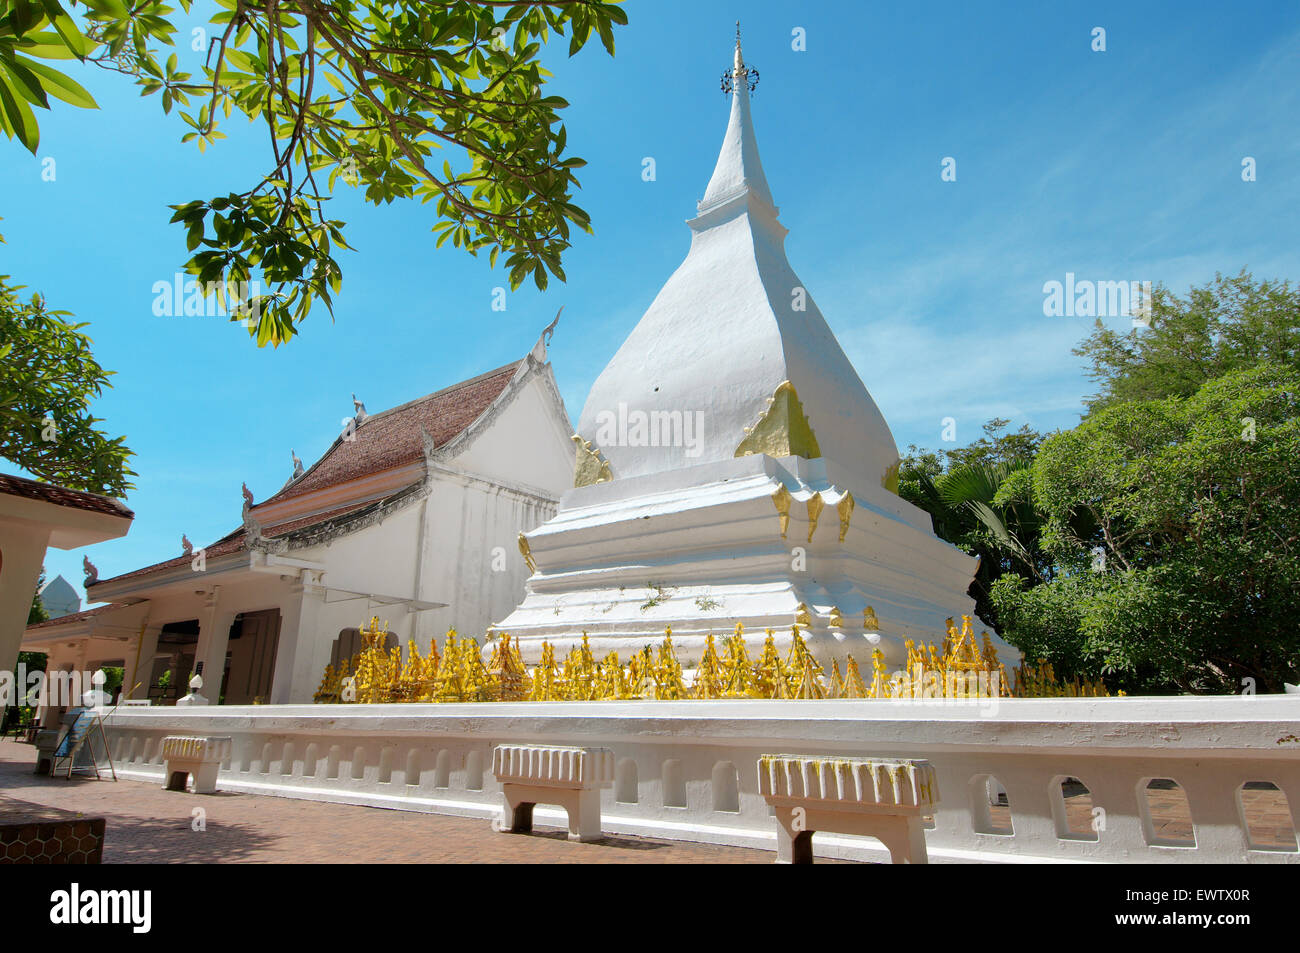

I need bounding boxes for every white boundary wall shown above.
[102,696,1300,863]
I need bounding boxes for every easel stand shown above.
[50,707,117,781]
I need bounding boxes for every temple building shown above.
[22,340,573,705]
[496,36,1015,670]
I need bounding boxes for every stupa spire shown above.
[699,23,775,215]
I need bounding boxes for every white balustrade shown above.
[101,696,1300,863]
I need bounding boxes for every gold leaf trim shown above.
[571,434,612,487]
[837,490,855,543]
[517,533,537,574]
[734,380,822,460]
[771,484,792,538]
[806,492,825,543]
[881,461,900,495]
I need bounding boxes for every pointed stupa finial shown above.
[702,26,773,215]
[721,22,756,94]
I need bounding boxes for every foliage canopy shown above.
[1,0,627,345]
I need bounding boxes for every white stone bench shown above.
[162,736,232,794]
[758,754,939,864]
[491,744,614,842]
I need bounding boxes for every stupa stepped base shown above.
[496,454,1018,670]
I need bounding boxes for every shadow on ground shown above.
[101,816,283,863]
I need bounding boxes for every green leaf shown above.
[8,0,44,39]
[13,55,97,108]
[0,51,50,108]
[0,70,40,152]
[38,0,89,60]
[16,30,94,60]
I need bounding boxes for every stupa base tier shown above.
[495,455,1018,669]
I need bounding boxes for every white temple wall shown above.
[415,476,555,646]
[448,369,574,497]
[295,504,424,604]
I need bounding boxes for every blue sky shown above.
[4,0,1300,604]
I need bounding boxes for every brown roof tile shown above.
[0,474,133,519]
[82,359,520,592]
[86,493,410,590]
[87,531,248,589]
[263,360,521,505]
[25,602,130,631]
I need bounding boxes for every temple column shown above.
[125,620,163,700]
[272,572,326,704]
[193,587,238,703]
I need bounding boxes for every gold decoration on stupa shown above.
[751,630,789,699]
[794,602,812,627]
[721,623,752,697]
[517,533,537,574]
[881,460,900,494]
[805,491,824,543]
[694,633,725,699]
[842,655,867,698]
[771,484,792,538]
[314,613,1112,704]
[529,641,560,701]
[734,380,822,460]
[784,626,825,699]
[836,491,855,542]
[827,659,844,698]
[652,628,687,700]
[485,632,530,701]
[863,605,880,631]
[828,606,843,628]
[571,434,612,487]
[561,633,600,700]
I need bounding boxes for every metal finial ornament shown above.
[721,21,759,94]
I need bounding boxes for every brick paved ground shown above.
[0,741,796,864]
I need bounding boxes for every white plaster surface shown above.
[576,47,898,487]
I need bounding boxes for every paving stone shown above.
[0,740,809,864]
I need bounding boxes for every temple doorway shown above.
[221,609,281,705]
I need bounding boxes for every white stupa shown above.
[496,33,1016,670]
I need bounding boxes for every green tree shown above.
[899,419,1055,629]
[28,569,48,625]
[1075,270,1300,413]
[1,0,627,345]
[0,263,134,495]
[991,364,1300,694]
[2,650,45,731]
